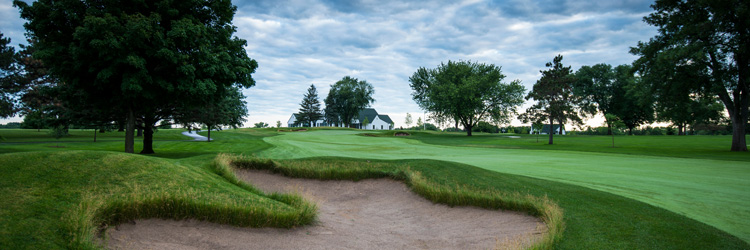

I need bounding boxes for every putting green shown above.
[261,130,750,243]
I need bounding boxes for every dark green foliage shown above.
[253,122,269,128]
[14,0,258,154]
[631,0,750,151]
[409,60,525,136]
[324,76,374,127]
[575,64,654,135]
[297,84,322,127]
[472,121,499,133]
[519,55,585,144]
[0,33,17,118]
[174,87,248,142]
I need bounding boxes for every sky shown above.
[0,0,659,129]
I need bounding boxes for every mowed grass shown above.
[260,129,750,244]
[1,128,748,249]
[234,155,747,249]
[0,150,316,249]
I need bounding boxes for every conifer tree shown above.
[298,84,322,127]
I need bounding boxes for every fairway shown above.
[260,130,750,243]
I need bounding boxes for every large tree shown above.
[410,60,525,136]
[297,84,322,127]
[15,0,257,154]
[631,0,749,151]
[610,65,655,135]
[0,32,18,118]
[519,55,585,144]
[574,63,616,134]
[324,76,374,127]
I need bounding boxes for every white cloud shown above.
[0,0,659,129]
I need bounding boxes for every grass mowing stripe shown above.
[259,129,750,244]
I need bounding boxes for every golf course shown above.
[0,128,748,249]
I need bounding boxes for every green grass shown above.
[229,155,564,249]
[231,155,747,249]
[1,128,748,249]
[260,130,750,244]
[400,130,750,162]
[0,150,316,249]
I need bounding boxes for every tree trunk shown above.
[93,129,97,143]
[118,122,124,132]
[629,127,633,135]
[125,109,135,153]
[137,126,143,137]
[466,125,473,136]
[731,116,748,151]
[548,117,554,145]
[140,120,155,154]
[207,125,212,142]
[678,124,684,136]
[607,123,612,135]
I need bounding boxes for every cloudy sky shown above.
[0,0,658,128]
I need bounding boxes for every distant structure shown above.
[287,108,394,130]
[530,124,566,135]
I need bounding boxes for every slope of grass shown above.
[392,130,750,162]
[0,151,316,249]
[260,130,750,243]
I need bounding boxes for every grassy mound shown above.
[0,151,316,249]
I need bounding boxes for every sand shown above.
[105,170,544,249]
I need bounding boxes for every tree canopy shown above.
[297,84,322,127]
[14,0,258,154]
[324,76,374,127]
[175,86,247,142]
[519,55,585,144]
[409,60,525,136]
[631,0,749,151]
[0,32,17,118]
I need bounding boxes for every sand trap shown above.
[106,170,544,249]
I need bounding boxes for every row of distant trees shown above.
[0,0,256,153]
[408,1,749,151]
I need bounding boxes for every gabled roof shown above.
[358,108,379,124]
[378,114,393,124]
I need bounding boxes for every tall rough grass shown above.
[60,154,317,250]
[228,154,564,250]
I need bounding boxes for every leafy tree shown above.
[574,64,616,134]
[609,65,655,135]
[0,32,17,118]
[631,0,749,151]
[519,55,585,144]
[405,113,413,127]
[416,117,423,130]
[276,121,281,128]
[410,60,525,136]
[15,0,258,154]
[324,76,374,127]
[472,121,498,133]
[253,122,269,128]
[175,87,247,142]
[604,114,625,147]
[48,125,67,147]
[297,84,322,127]
[532,121,543,142]
[362,116,370,129]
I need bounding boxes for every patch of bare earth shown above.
[106,170,545,249]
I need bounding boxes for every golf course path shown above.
[181,131,208,141]
[260,130,750,243]
[106,170,543,249]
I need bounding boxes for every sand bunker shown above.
[106,170,544,249]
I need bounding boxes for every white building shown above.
[529,124,566,135]
[288,108,394,130]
